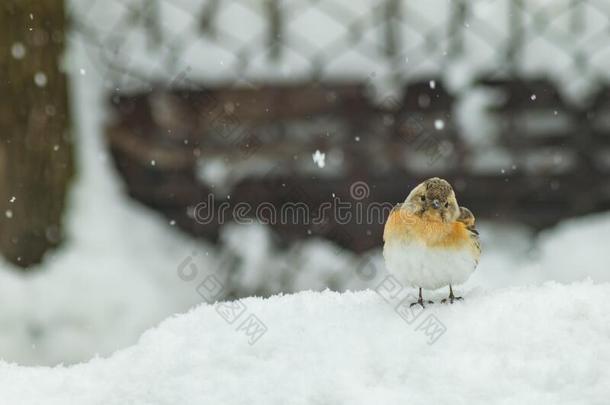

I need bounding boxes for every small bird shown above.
[383,177,480,307]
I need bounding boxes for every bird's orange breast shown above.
[384,208,471,249]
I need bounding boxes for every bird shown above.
[383,177,480,307]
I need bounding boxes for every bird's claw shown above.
[410,300,434,308]
[441,296,463,304]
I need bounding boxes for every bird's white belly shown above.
[383,239,477,290]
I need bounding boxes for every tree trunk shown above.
[0,0,74,268]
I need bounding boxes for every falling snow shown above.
[34,72,47,87]
[11,43,26,59]
[312,150,326,168]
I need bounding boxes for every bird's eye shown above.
[420,195,426,202]
[444,202,449,208]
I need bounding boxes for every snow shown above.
[11,42,26,59]
[312,150,326,168]
[0,283,609,404]
[34,72,47,87]
[536,214,610,284]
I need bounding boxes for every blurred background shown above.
[1,0,610,365]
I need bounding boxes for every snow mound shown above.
[537,213,610,284]
[2,282,609,404]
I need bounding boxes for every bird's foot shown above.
[410,299,434,308]
[441,296,463,304]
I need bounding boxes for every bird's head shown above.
[405,177,460,222]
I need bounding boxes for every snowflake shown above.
[312,150,326,168]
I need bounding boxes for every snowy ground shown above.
[1,283,609,405]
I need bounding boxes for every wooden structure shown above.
[105,77,610,252]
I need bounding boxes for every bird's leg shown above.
[410,287,424,307]
[410,288,434,308]
[442,285,463,304]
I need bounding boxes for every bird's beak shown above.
[431,199,440,209]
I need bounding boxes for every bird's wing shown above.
[458,206,476,229]
[458,206,481,257]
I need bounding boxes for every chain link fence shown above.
[68,0,610,98]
